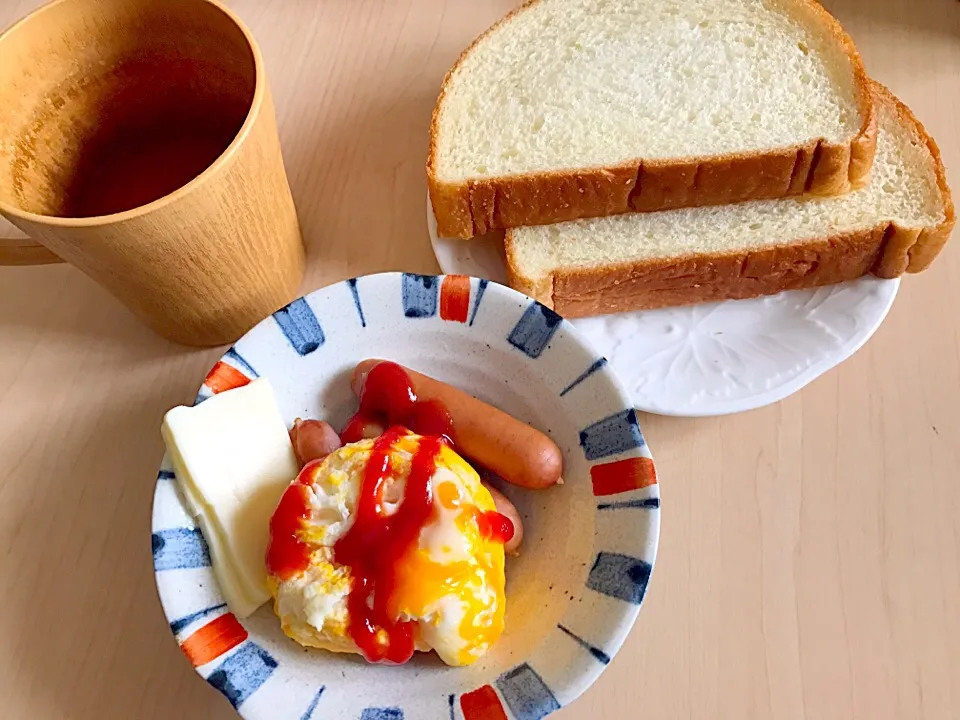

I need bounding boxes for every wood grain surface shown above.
[0,1,957,718]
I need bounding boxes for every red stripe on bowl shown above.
[180,613,248,667]
[440,275,471,323]
[460,684,508,720]
[591,456,657,496]
[204,361,252,394]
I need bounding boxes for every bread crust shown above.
[427,0,878,239]
[503,83,954,316]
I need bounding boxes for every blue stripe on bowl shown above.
[495,663,561,720]
[207,642,278,709]
[360,708,403,720]
[560,358,608,397]
[402,274,438,318]
[347,278,367,327]
[299,686,325,720]
[157,469,175,481]
[169,603,228,634]
[586,551,652,605]
[579,409,646,460]
[557,624,611,665]
[224,347,258,377]
[273,298,325,355]
[152,528,211,571]
[507,303,563,359]
[597,497,660,511]
[468,278,488,326]
[447,694,455,720]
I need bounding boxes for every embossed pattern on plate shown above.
[428,196,900,416]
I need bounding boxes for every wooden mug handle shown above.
[0,234,63,265]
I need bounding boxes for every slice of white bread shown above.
[428,0,876,238]
[505,82,954,316]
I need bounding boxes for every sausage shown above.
[351,360,562,489]
[482,482,524,555]
[290,419,342,467]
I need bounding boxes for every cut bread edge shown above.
[427,0,878,239]
[503,81,955,317]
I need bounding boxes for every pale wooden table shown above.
[1,1,958,718]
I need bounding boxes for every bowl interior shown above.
[152,273,659,719]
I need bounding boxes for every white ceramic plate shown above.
[428,199,900,416]
[152,273,660,719]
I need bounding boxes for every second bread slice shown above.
[505,82,954,316]
[429,0,876,238]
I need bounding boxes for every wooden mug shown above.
[0,0,305,346]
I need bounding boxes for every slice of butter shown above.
[161,378,299,618]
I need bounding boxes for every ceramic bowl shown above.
[151,272,660,719]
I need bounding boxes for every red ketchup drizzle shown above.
[340,362,454,444]
[266,459,324,580]
[339,361,515,547]
[333,427,443,663]
[478,510,515,545]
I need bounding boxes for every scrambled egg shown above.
[266,434,506,666]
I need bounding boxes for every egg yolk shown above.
[387,476,506,665]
